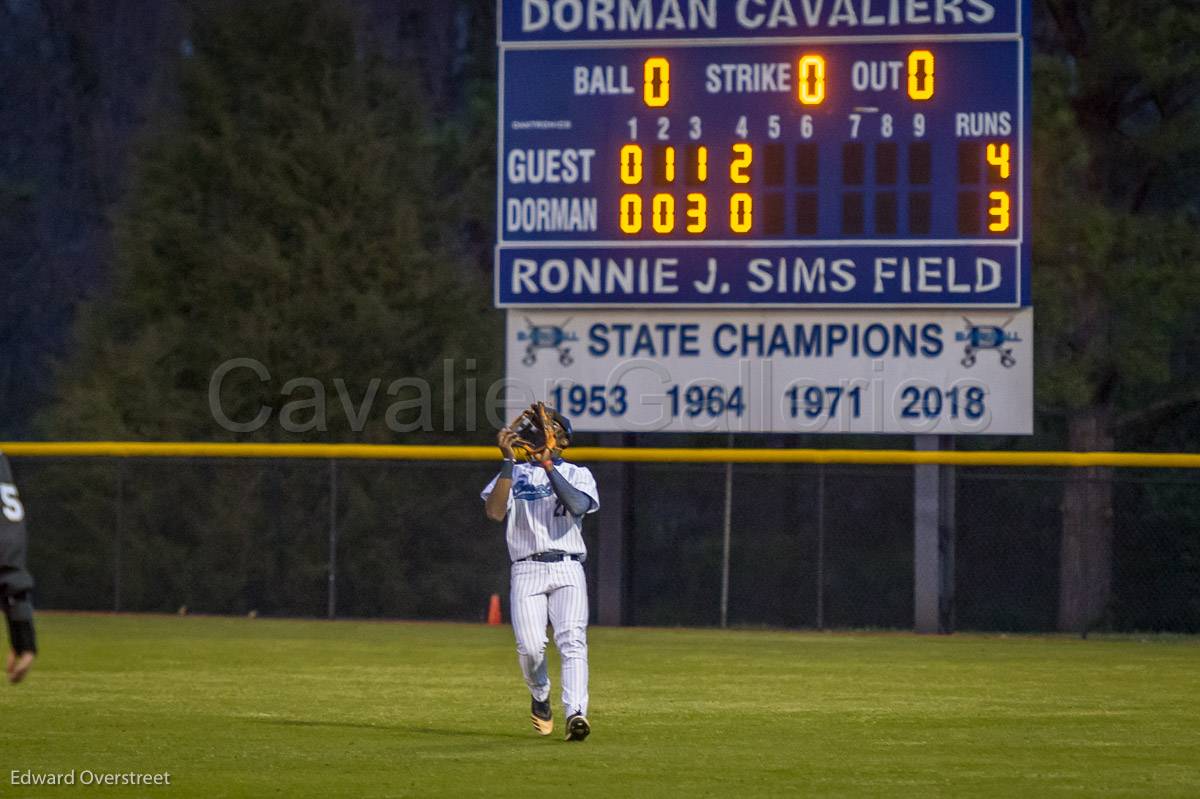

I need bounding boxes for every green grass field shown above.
[2,614,1197,797]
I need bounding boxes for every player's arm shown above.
[541,464,596,517]
[484,429,519,522]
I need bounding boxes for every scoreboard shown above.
[496,0,1031,308]
[497,1,1033,435]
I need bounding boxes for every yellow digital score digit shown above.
[907,50,935,100]
[730,143,753,184]
[986,142,1011,179]
[620,144,643,185]
[643,57,670,107]
[664,146,676,183]
[987,190,1011,232]
[695,145,708,182]
[620,193,643,234]
[652,194,675,234]
[797,54,826,105]
[686,193,707,233]
[730,193,752,233]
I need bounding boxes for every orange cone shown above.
[487,593,502,625]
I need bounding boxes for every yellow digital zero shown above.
[797,54,826,105]
[730,143,753,184]
[987,142,1011,179]
[686,193,707,233]
[988,190,1011,232]
[652,193,675,233]
[730,193,752,233]
[620,144,643,185]
[907,50,935,100]
[619,193,643,234]
[643,57,670,107]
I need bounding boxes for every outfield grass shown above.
[1,614,1197,797]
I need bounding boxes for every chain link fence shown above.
[10,456,1200,632]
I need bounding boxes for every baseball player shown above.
[481,404,598,742]
[0,451,37,684]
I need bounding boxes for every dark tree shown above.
[47,0,497,442]
[1035,0,1200,631]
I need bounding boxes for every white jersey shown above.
[481,460,599,562]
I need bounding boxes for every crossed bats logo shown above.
[517,317,578,367]
[956,316,1021,368]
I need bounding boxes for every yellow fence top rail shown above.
[2,441,1199,468]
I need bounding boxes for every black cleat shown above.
[531,698,553,736]
[565,713,590,742]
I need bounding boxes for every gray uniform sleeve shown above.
[548,468,595,516]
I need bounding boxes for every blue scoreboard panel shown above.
[496,0,1030,308]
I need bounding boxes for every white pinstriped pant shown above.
[509,559,589,717]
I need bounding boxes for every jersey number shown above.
[1,483,24,522]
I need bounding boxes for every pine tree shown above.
[36,0,505,617]
[48,0,498,443]
[1035,1,1200,631]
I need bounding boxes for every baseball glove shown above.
[508,402,560,461]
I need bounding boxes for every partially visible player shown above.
[482,404,598,742]
[0,451,36,684]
